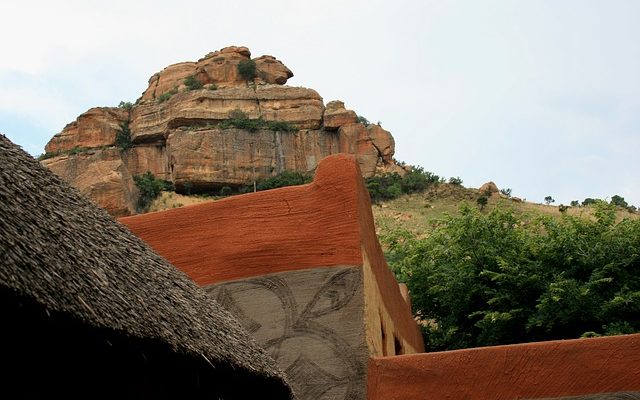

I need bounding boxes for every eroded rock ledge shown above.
[42,46,399,216]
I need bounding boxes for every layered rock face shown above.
[42,46,397,216]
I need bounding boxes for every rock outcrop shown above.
[42,46,397,217]
[479,181,499,195]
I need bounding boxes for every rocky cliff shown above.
[41,46,398,217]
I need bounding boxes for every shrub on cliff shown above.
[118,101,133,111]
[157,87,178,103]
[356,115,371,127]
[238,59,257,81]
[382,201,640,351]
[219,109,297,132]
[116,121,132,151]
[134,171,173,211]
[184,75,203,90]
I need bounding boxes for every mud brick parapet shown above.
[368,334,640,400]
[121,154,424,399]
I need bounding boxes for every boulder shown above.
[338,123,395,178]
[142,62,197,102]
[254,55,293,85]
[323,100,358,130]
[479,181,499,194]
[45,107,129,154]
[141,46,295,102]
[42,148,138,217]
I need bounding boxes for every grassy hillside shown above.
[373,183,638,239]
[147,180,637,238]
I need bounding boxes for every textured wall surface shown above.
[368,334,640,400]
[527,393,640,399]
[206,266,369,400]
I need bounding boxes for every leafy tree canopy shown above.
[382,201,640,351]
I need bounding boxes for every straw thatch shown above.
[0,134,294,398]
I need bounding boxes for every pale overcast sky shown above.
[1,0,638,207]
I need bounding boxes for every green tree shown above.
[500,188,512,198]
[610,195,628,208]
[133,172,173,211]
[448,176,463,186]
[476,196,488,210]
[570,200,580,207]
[544,196,555,205]
[184,75,203,90]
[382,202,640,351]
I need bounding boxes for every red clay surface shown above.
[368,334,640,400]
[120,154,423,352]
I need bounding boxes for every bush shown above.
[68,146,89,156]
[253,171,312,192]
[400,166,440,193]
[184,75,203,90]
[238,59,257,81]
[37,146,90,161]
[610,195,628,208]
[476,195,488,210]
[582,198,598,206]
[219,186,233,196]
[157,87,178,103]
[116,121,132,151]
[356,115,371,127]
[366,167,441,203]
[219,109,298,132]
[448,176,463,186]
[118,101,133,111]
[37,151,59,161]
[133,171,173,211]
[500,188,512,198]
[382,202,640,351]
[570,200,580,207]
[208,83,218,91]
[366,173,403,202]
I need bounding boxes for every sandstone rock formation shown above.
[42,46,397,217]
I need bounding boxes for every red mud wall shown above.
[120,155,362,285]
[368,334,640,400]
[120,154,424,354]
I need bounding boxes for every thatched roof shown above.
[0,134,294,398]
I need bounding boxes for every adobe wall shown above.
[120,154,424,356]
[368,334,640,400]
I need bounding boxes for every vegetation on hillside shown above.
[37,145,91,161]
[133,171,174,212]
[365,167,442,202]
[382,201,640,351]
[251,171,312,191]
[184,75,203,90]
[219,109,297,132]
